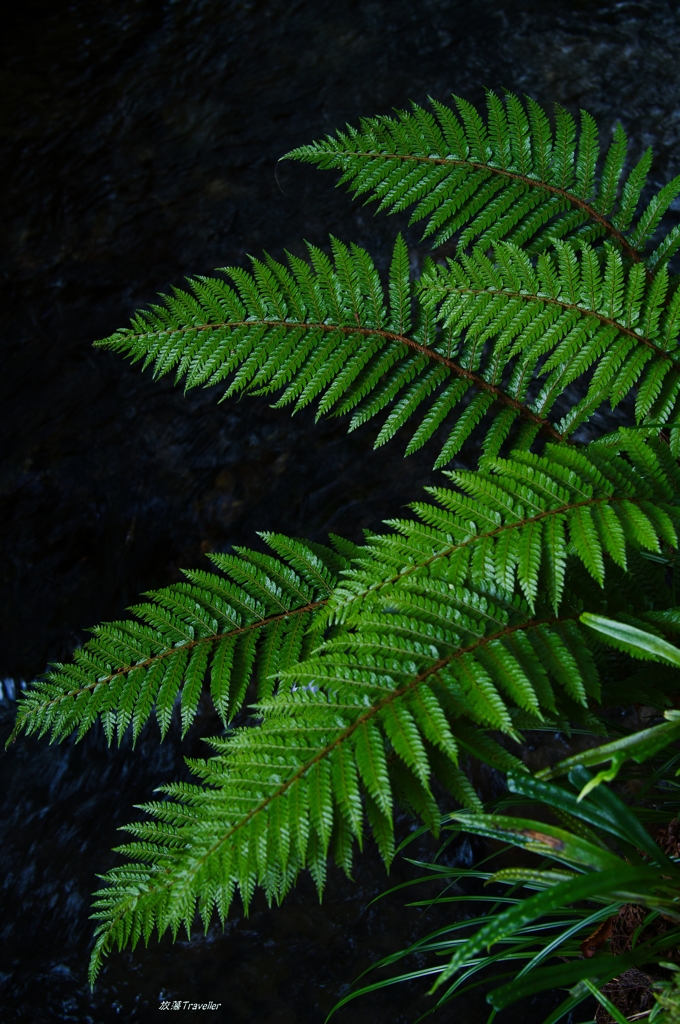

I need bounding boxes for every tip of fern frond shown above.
[87,943,106,989]
[278,147,314,163]
[4,727,20,749]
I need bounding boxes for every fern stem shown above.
[7,599,326,743]
[105,318,565,443]
[92,611,579,947]
[318,150,647,272]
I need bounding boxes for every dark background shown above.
[2,1,680,1020]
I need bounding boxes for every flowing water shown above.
[2,1,680,1019]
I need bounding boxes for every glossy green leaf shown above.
[581,612,680,665]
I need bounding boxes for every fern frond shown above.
[97,235,680,479]
[8,535,345,747]
[17,87,680,996]
[328,433,680,617]
[284,92,680,267]
[420,242,680,437]
[81,437,680,981]
[96,236,569,468]
[87,522,680,984]
[89,566,614,982]
[25,431,671,749]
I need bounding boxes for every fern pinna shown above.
[97,232,680,465]
[286,90,680,264]
[11,91,680,989]
[10,535,346,746]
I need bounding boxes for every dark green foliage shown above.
[420,242,680,445]
[335,709,680,1021]
[12,91,680,1008]
[97,232,559,465]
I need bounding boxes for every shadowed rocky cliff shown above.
[2,1,680,1019]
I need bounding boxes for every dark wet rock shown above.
[3,1,680,1019]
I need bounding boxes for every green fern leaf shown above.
[422,241,680,439]
[97,236,572,467]
[15,88,680,993]
[284,92,671,264]
[9,536,344,747]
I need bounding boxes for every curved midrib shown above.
[115,289,676,440]
[431,283,678,372]
[16,489,653,727]
[94,608,579,956]
[336,490,652,599]
[111,317,566,441]
[311,147,644,268]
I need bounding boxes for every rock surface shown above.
[2,1,680,1019]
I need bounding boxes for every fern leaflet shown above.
[329,432,680,616]
[97,236,680,474]
[9,535,345,746]
[285,90,680,264]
